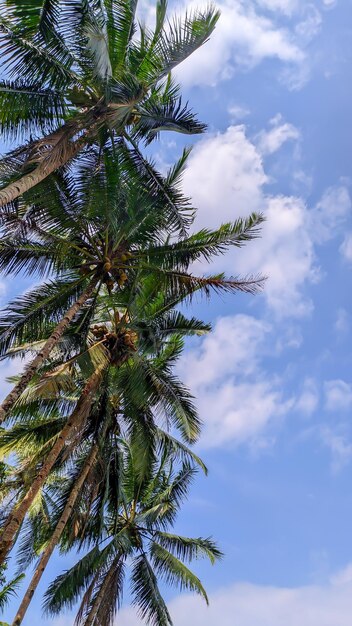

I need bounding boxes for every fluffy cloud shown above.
[256,114,300,155]
[183,123,350,318]
[175,0,306,87]
[178,314,293,448]
[324,380,352,412]
[116,562,352,626]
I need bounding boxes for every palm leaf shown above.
[131,553,172,626]
[151,543,209,603]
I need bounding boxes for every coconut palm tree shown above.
[7,400,207,625]
[1,291,209,622]
[0,0,219,206]
[0,144,264,425]
[0,276,222,564]
[40,438,222,626]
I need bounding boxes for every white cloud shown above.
[295,5,322,42]
[0,357,23,402]
[176,0,305,88]
[179,314,293,448]
[295,378,319,416]
[324,380,352,412]
[256,114,300,155]
[322,0,337,9]
[320,427,352,473]
[183,314,270,388]
[227,103,250,121]
[340,232,352,262]
[309,185,351,244]
[255,0,299,15]
[183,125,267,227]
[116,562,352,626]
[335,308,349,334]
[183,124,350,318]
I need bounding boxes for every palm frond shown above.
[0,572,25,610]
[154,533,222,564]
[0,17,77,89]
[151,543,209,603]
[135,97,206,144]
[131,553,172,626]
[0,80,67,140]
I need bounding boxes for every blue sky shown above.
[3,0,352,624]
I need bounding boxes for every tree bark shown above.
[0,276,99,425]
[0,364,105,565]
[12,444,99,626]
[0,129,87,208]
[84,553,121,626]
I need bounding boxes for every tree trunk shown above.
[0,364,105,565]
[0,276,99,425]
[84,553,121,626]
[0,129,87,208]
[12,444,99,626]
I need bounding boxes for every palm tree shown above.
[0,278,222,564]
[0,0,219,206]
[0,145,264,425]
[8,424,208,626]
[8,405,207,625]
[41,438,222,626]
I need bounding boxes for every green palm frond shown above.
[135,97,206,144]
[134,4,220,82]
[0,277,87,358]
[0,572,25,611]
[0,17,77,89]
[4,0,61,38]
[143,213,265,267]
[105,0,137,74]
[154,533,222,564]
[43,544,105,615]
[155,429,207,474]
[131,553,172,626]
[151,543,209,603]
[0,80,67,140]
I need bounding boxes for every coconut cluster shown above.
[91,319,138,366]
[102,250,133,292]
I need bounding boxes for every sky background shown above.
[3,0,352,624]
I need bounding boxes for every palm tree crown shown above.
[0,0,220,205]
[43,438,222,626]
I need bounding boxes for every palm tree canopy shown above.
[41,438,222,626]
[0,0,219,201]
[0,145,264,368]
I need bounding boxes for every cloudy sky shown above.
[3,0,352,624]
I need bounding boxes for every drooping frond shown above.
[151,543,209,603]
[0,80,67,140]
[131,553,172,626]
[0,17,77,89]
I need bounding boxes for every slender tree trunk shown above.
[0,276,99,425]
[84,553,121,626]
[12,444,99,626]
[0,364,105,565]
[0,130,87,208]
